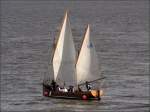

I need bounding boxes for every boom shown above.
[78,77,106,86]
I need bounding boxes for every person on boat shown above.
[85,81,91,91]
[68,85,74,92]
[51,80,57,91]
[56,84,59,91]
[78,85,82,92]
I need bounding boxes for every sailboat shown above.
[43,11,105,100]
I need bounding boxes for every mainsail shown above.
[52,11,76,86]
[76,25,100,85]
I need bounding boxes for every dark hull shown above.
[43,84,101,100]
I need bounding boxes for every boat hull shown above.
[43,84,101,100]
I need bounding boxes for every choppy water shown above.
[1,1,149,112]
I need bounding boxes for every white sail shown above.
[52,12,76,86]
[76,25,100,84]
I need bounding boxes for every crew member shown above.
[68,85,74,92]
[85,81,91,91]
[78,85,82,92]
[51,80,57,91]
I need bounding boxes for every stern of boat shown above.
[90,89,104,100]
[43,83,51,97]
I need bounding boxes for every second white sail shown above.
[76,25,100,85]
